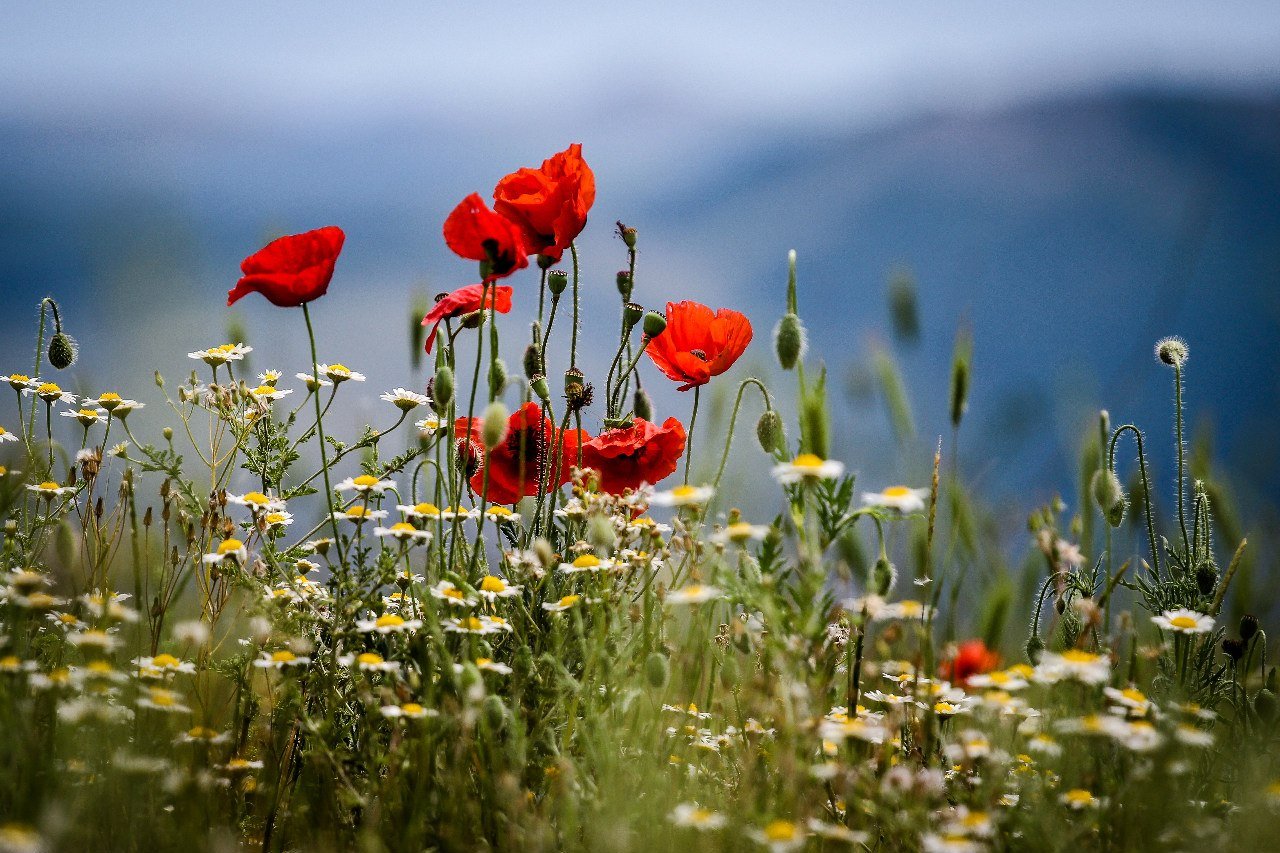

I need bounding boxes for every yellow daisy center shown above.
[558,595,580,608]
[271,650,296,663]
[36,383,60,394]
[216,344,237,353]
[216,539,244,555]
[389,522,416,534]
[346,506,370,518]
[242,491,270,505]
[38,481,60,490]
[251,385,275,396]
[151,654,180,668]
[99,392,121,402]
[1061,649,1099,663]
[572,554,601,569]
[671,485,698,498]
[883,486,912,497]
[792,453,823,468]
[149,689,177,707]
[356,653,384,666]
[1170,615,1198,630]
[353,475,379,487]
[1064,789,1094,806]
[442,587,464,600]
[1121,688,1146,703]
[401,702,424,715]
[460,617,484,631]
[413,503,440,516]
[264,513,287,525]
[480,576,507,593]
[375,614,406,628]
[76,409,98,418]
[328,364,350,375]
[763,820,798,841]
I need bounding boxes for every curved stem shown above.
[1108,424,1161,579]
[302,303,344,567]
[711,378,773,494]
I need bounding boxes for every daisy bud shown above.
[433,366,454,409]
[645,651,670,689]
[622,302,644,331]
[756,410,784,454]
[523,343,543,380]
[1091,469,1127,527]
[1240,614,1259,642]
[1256,688,1278,723]
[547,270,569,296]
[617,221,637,250]
[48,332,78,370]
[1195,563,1218,597]
[773,313,806,370]
[488,357,508,398]
[530,374,551,402]
[633,386,654,422]
[482,402,509,449]
[162,427,174,442]
[870,556,896,597]
[1155,336,1189,367]
[642,311,666,339]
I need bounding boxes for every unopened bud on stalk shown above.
[433,366,454,409]
[459,310,484,330]
[48,332,78,370]
[537,253,556,271]
[1241,614,1260,642]
[162,427,174,442]
[523,343,543,380]
[633,386,653,422]
[1222,638,1245,661]
[1025,635,1045,664]
[483,695,508,731]
[756,410,784,454]
[616,271,634,301]
[482,402,509,449]
[547,270,569,296]
[1091,468,1127,527]
[642,311,666,339]
[622,302,644,330]
[1155,336,1189,367]
[455,437,484,478]
[617,221,637,250]
[530,374,551,402]
[773,313,806,370]
[587,514,616,551]
[154,371,165,388]
[870,556,896,597]
[949,329,972,429]
[488,358,508,398]
[1196,563,1218,597]
[645,651,670,689]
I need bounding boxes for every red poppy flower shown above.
[645,301,753,391]
[455,402,589,504]
[492,143,595,262]
[940,640,1001,687]
[443,193,529,280]
[227,226,345,307]
[421,282,514,354]
[580,417,686,494]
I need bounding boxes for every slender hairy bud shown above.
[488,358,508,398]
[1155,336,1189,367]
[645,652,669,689]
[523,343,543,380]
[482,402,508,449]
[756,409,784,454]
[870,557,896,597]
[1092,468,1127,527]
[433,365,454,410]
[48,333,78,370]
[633,386,653,422]
[773,313,806,370]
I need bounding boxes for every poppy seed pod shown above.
[48,332,78,370]
[756,409,784,454]
[622,302,644,331]
[530,374,551,402]
[482,402,509,449]
[617,221,637,250]
[773,313,806,370]
[616,271,634,300]
[642,311,667,339]
[645,651,670,689]
[547,270,569,296]
[633,386,654,422]
[433,366,455,410]
[1091,468,1127,527]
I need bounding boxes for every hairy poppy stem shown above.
[302,302,345,567]
[710,378,773,497]
[570,244,580,369]
[683,386,701,485]
[1107,424,1160,578]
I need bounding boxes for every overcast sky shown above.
[3,1,1279,139]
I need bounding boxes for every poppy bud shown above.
[1241,614,1260,642]
[547,270,569,296]
[756,410,784,454]
[645,651,670,689]
[587,514,616,551]
[622,302,644,331]
[523,343,543,380]
[483,695,508,731]
[533,537,555,569]
[1155,336,1189,367]
[459,309,484,330]
[1195,563,1217,597]
[1055,596,1067,615]
[870,556,896,597]
[482,402,509,449]
[642,311,666,339]
[773,313,806,370]
[530,374,551,402]
[616,271,634,301]
[455,437,484,478]
[1256,689,1278,723]
[1091,468,1127,527]
[1025,635,1045,664]
[1222,638,1245,661]
[433,366,455,410]
[633,386,654,422]
[488,357,508,398]
[48,332,78,370]
[617,221,637,250]
[537,253,557,271]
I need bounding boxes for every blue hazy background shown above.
[2,2,1279,569]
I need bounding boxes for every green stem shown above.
[710,378,773,493]
[1173,364,1191,558]
[1108,425,1161,578]
[569,244,580,369]
[302,303,344,566]
[683,386,701,485]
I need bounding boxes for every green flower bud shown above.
[483,695,508,731]
[1240,614,1259,642]
[433,365,454,410]
[1195,563,1218,597]
[1091,468,1127,527]
[523,343,543,380]
[154,370,165,388]
[633,386,654,422]
[773,313,806,370]
[547,270,569,296]
[587,514,616,551]
[48,332,78,370]
[1025,635,1045,665]
[756,409,784,454]
[162,427,174,441]
[645,652,670,689]
[482,402,509,449]
[617,221,637,250]
[1155,336,1189,367]
[870,557,896,598]
[488,357,508,398]
[642,311,667,339]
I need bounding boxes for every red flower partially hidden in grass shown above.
[455,402,588,505]
[580,417,686,494]
[493,143,595,263]
[645,301,753,391]
[421,283,514,354]
[227,226,345,307]
[941,639,1001,687]
[443,193,529,280]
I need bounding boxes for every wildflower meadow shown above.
[0,144,1277,853]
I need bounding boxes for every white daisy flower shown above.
[355,613,422,634]
[316,363,365,383]
[60,407,107,427]
[261,510,294,528]
[1060,789,1101,810]
[202,538,247,565]
[484,505,520,525]
[381,388,430,411]
[331,506,388,523]
[253,650,312,669]
[542,594,583,613]
[443,615,512,635]
[1103,686,1151,715]
[440,505,479,522]
[227,491,286,513]
[397,502,443,521]
[257,370,283,385]
[338,652,400,673]
[137,687,191,714]
[0,424,19,443]
[132,654,196,676]
[771,453,844,484]
[430,581,477,608]
[26,480,76,499]
[219,758,264,773]
[476,575,522,602]
[188,343,252,366]
[475,657,513,675]
[1151,608,1215,635]
[668,803,728,830]
[624,516,673,537]
[68,629,122,652]
[380,702,436,719]
[25,382,77,406]
[373,522,432,543]
[248,384,292,402]
[86,392,144,414]
[922,834,982,853]
[747,819,805,852]
[861,485,929,513]
[712,521,770,545]
[1174,723,1215,747]
[176,726,232,744]
[666,584,724,605]
[1034,649,1111,685]
[415,414,443,435]
[557,553,616,574]
[650,484,715,508]
[335,474,396,494]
